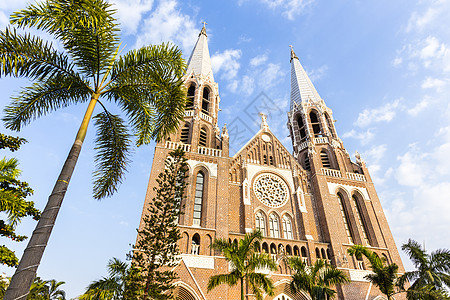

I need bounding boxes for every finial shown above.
[355,151,364,165]
[199,21,207,37]
[259,112,269,131]
[289,45,298,62]
[222,123,229,138]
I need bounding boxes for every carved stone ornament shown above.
[308,141,316,156]
[253,173,288,208]
[331,139,340,149]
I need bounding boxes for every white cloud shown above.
[259,0,317,20]
[355,99,402,127]
[260,63,284,88]
[250,54,268,67]
[111,0,154,34]
[420,36,441,60]
[406,7,438,33]
[395,150,426,186]
[211,49,242,79]
[342,129,374,145]
[421,77,447,91]
[407,97,430,116]
[392,57,403,67]
[306,65,328,81]
[134,0,198,54]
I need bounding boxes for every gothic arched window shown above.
[309,111,321,137]
[320,151,331,168]
[193,172,205,226]
[269,214,280,238]
[304,154,311,171]
[180,123,190,143]
[255,211,266,236]
[282,215,293,239]
[296,115,307,141]
[202,87,210,115]
[186,84,195,109]
[337,193,354,244]
[191,233,200,255]
[199,128,207,147]
[325,113,336,138]
[352,195,370,246]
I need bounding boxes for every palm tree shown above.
[287,257,349,300]
[348,245,399,300]
[0,0,185,297]
[207,230,277,300]
[399,239,450,299]
[27,277,66,300]
[78,258,137,300]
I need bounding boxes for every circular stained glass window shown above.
[253,173,288,208]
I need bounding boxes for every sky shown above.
[1,0,450,298]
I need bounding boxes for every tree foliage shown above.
[128,148,188,300]
[0,133,40,267]
[208,230,277,300]
[399,239,450,300]
[78,258,140,300]
[287,257,349,300]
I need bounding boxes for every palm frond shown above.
[92,110,131,199]
[207,273,239,291]
[106,43,186,143]
[247,272,275,298]
[402,239,428,269]
[0,157,20,180]
[0,28,84,82]
[3,75,91,131]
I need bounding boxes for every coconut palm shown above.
[207,230,277,300]
[348,245,399,300]
[287,257,349,300]
[0,0,185,297]
[399,239,450,299]
[78,258,138,300]
[27,277,66,300]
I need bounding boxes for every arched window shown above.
[202,87,210,115]
[352,195,370,246]
[193,172,205,226]
[309,111,321,137]
[320,151,331,168]
[180,123,190,143]
[325,113,336,138]
[191,234,200,255]
[315,248,321,259]
[282,215,293,239]
[207,234,213,256]
[262,242,269,253]
[270,243,277,254]
[199,128,207,147]
[293,246,300,256]
[269,214,280,238]
[304,155,311,171]
[301,246,308,258]
[286,245,292,256]
[186,85,195,109]
[255,212,266,236]
[321,248,326,259]
[296,115,307,141]
[337,193,354,244]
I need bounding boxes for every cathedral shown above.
[137,25,405,300]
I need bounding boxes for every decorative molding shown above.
[181,254,215,269]
[305,234,314,240]
[187,159,217,177]
[327,182,370,201]
[349,269,373,282]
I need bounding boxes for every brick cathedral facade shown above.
[137,25,405,300]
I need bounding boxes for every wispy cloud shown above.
[111,0,154,34]
[211,49,242,79]
[342,129,374,145]
[259,0,317,20]
[354,99,403,127]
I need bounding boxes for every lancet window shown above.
[180,123,190,143]
[199,128,207,147]
[202,87,210,115]
[269,214,280,238]
[296,115,307,141]
[337,193,354,244]
[186,85,195,109]
[309,111,322,137]
[320,151,331,168]
[282,215,293,239]
[352,195,370,246]
[255,212,266,236]
[193,172,205,226]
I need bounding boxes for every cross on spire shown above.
[199,21,208,36]
[290,45,298,61]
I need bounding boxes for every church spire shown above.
[290,46,322,110]
[186,23,214,81]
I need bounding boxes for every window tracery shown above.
[253,173,288,208]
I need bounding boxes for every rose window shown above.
[253,173,288,208]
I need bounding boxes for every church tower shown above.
[137,27,406,300]
[287,47,405,298]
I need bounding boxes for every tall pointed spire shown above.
[186,23,214,81]
[290,46,322,110]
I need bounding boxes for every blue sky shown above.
[1,0,450,298]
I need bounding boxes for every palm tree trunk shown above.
[4,95,99,300]
[241,278,244,300]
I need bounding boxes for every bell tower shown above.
[288,46,405,298]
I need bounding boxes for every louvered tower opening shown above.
[186,85,195,109]
[304,155,311,171]
[199,128,207,147]
[309,111,321,137]
[297,115,307,141]
[202,87,210,115]
[180,123,189,143]
[320,151,331,168]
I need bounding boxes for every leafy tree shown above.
[129,148,188,300]
[399,239,450,299]
[287,257,349,300]
[348,245,400,300]
[0,133,40,267]
[207,230,277,300]
[27,277,66,300]
[0,0,186,296]
[78,258,139,300]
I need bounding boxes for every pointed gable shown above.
[290,47,322,110]
[186,24,214,81]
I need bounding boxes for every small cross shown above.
[289,45,294,51]
[202,21,207,28]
